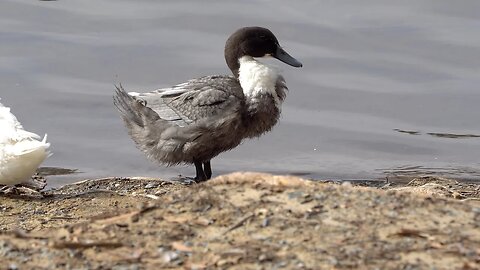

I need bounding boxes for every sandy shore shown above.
[1,172,479,269]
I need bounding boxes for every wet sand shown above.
[1,172,479,269]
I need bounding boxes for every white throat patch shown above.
[238,56,281,106]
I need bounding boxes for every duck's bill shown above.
[274,47,303,67]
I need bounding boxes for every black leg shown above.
[203,161,212,180]
[194,161,207,182]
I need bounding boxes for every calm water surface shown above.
[1,0,479,187]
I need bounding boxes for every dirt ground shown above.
[0,172,479,269]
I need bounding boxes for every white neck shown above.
[238,56,282,107]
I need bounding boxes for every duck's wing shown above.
[129,75,244,127]
[0,101,42,142]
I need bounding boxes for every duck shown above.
[114,26,302,182]
[0,99,51,186]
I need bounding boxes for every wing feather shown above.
[132,75,244,127]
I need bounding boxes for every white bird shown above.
[0,99,51,186]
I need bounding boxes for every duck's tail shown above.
[113,84,179,164]
[0,99,51,185]
[0,134,51,186]
[114,84,156,127]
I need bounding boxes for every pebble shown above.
[216,259,229,267]
[162,251,179,263]
[33,209,46,215]
[287,191,304,199]
[145,183,157,189]
[385,211,398,219]
[328,257,339,266]
[0,240,12,257]
[314,194,327,201]
[262,218,269,227]
[295,261,306,268]
[258,254,267,261]
[111,265,140,270]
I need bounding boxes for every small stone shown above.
[385,211,398,218]
[162,251,179,263]
[296,261,306,268]
[262,218,269,227]
[314,194,327,201]
[33,209,46,215]
[255,208,268,216]
[217,259,229,266]
[154,190,167,196]
[288,191,304,199]
[329,257,338,265]
[278,240,288,245]
[145,183,157,189]
[258,254,267,261]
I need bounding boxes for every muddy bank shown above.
[1,173,479,269]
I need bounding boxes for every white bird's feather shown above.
[238,56,282,107]
[0,100,51,185]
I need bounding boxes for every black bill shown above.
[273,46,303,67]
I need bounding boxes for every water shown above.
[1,0,479,187]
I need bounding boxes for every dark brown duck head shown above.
[225,26,303,77]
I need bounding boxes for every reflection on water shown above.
[426,133,480,139]
[394,129,480,138]
[36,167,78,177]
[393,129,421,136]
[1,0,479,187]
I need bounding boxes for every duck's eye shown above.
[259,35,268,40]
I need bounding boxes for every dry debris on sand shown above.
[0,173,479,269]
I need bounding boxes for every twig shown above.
[222,213,254,235]
[460,197,480,202]
[270,216,319,225]
[49,216,77,220]
[388,228,430,239]
[11,229,49,240]
[52,241,123,249]
[132,194,160,200]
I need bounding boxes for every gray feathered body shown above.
[114,74,287,166]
